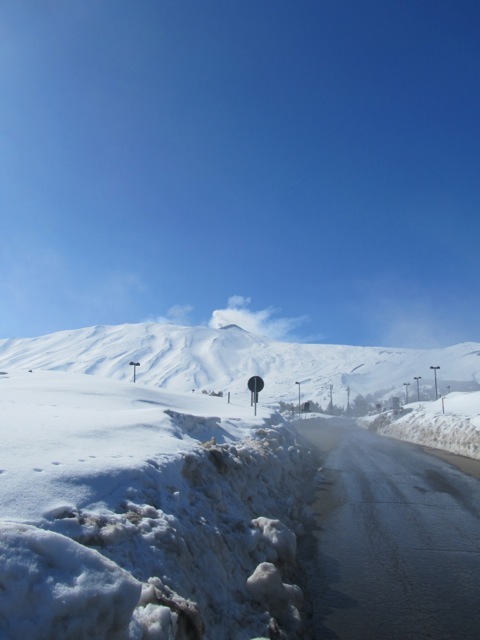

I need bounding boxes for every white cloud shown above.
[151,297,310,341]
[208,296,308,341]
[155,304,193,326]
[226,295,251,308]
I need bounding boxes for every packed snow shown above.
[0,370,315,639]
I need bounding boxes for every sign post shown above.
[247,376,264,416]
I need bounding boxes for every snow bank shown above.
[0,523,141,640]
[0,371,316,639]
[113,426,312,639]
[360,392,480,459]
[246,562,303,634]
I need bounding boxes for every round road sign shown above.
[248,376,264,393]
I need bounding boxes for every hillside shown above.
[2,324,480,638]
[1,322,480,408]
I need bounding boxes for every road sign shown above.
[248,376,264,416]
[248,376,264,393]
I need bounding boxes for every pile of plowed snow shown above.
[360,392,480,460]
[0,371,316,639]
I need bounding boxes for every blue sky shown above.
[1,0,479,347]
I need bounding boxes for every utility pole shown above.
[129,361,140,383]
[295,381,301,419]
[403,382,410,404]
[430,366,440,400]
[414,376,421,401]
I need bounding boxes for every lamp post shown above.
[130,361,140,383]
[430,366,440,400]
[414,376,421,401]
[403,382,410,404]
[295,381,301,419]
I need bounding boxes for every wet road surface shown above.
[296,418,480,640]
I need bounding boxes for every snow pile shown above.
[360,392,480,459]
[0,523,141,640]
[0,371,315,639]
[246,562,303,635]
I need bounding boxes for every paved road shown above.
[296,418,480,640]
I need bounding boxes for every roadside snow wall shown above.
[24,422,316,640]
[360,406,480,460]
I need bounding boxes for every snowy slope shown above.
[0,370,313,639]
[0,370,266,523]
[1,322,480,408]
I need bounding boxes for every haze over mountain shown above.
[1,323,480,409]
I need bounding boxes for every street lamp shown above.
[130,361,140,383]
[430,366,440,400]
[414,376,422,402]
[403,382,410,404]
[295,381,301,419]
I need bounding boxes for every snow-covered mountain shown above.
[2,323,480,638]
[1,322,480,407]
